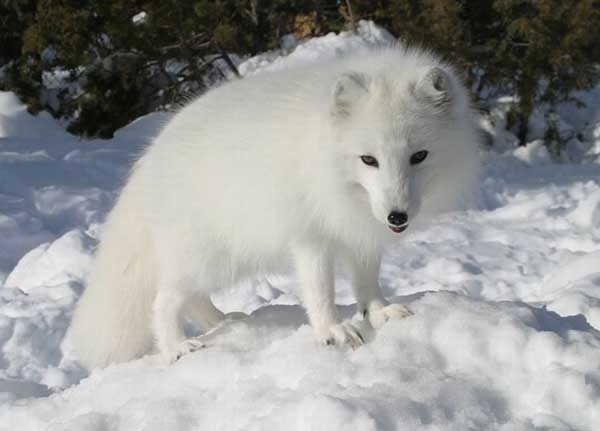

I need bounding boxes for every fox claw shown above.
[365,302,413,329]
[317,320,365,349]
[170,337,206,363]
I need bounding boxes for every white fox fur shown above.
[70,46,480,369]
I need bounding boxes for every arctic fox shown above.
[70,46,480,369]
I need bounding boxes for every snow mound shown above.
[239,20,396,76]
[0,92,67,141]
[3,293,599,430]
[4,229,94,292]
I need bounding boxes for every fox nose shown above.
[387,211,408,226]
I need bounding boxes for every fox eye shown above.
[410,150,429,165]
[360,155,379,167]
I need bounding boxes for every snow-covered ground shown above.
[1,22,600,430]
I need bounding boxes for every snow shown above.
[1,22,600,430]
[132,12,147,25]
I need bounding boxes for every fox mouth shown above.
[388,224,408,233]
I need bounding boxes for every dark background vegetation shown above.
[1,0,600,148]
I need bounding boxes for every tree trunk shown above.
[516,111,529,146]
[516,77,536,146]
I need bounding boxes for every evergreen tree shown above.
[1,0,600,147]
[494,0,600,145]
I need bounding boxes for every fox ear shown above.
[414,67,452,109]
[331,72,370,118]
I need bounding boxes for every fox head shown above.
[328,59,480,234]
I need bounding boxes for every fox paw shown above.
[316,321,365,349]
[170,337,206,363]
[365,302,413,329]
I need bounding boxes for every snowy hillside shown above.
[1,22,600,430]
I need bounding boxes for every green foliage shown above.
[1,0,600,146]
[0,0,36,63]
[0,0,345,136]
[491,0,600,145]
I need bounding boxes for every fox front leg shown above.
[347,252,413,329]
[293,242,364,348]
